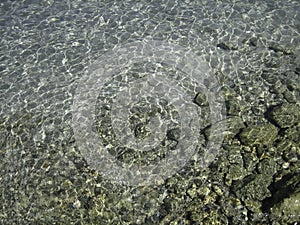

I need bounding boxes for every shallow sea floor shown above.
[0,0,300,224]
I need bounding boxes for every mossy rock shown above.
[263,172,300,208]
[270,191,300,224]
[188,203,228,224]
[267,103,300,128]
[257,158,277,177]
[239,124,278,147]
[227,164,249,181]
[283,126,300,144]
[233,174,272,202]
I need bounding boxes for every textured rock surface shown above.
[267,103,300,128]
[263,172,300,224]
[239,124,278,147]
[270,191,300,224]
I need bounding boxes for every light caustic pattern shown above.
[72,40,225,186]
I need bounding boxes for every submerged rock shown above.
[270,191,300,224]
[257,158,277,177]
[264,172,300,224]
[194,92,208,106]
[227,164,248,181]
[283,126,300,144]
[233,174,272,202]
[239,124,278,147]
[203,116,245,141]
[266,103,300,128]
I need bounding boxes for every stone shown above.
[239,124,278,147]
[225,99,244,116]
[217,42,238,51]
[267,103,300,128]
[227,164,248,181]
[283,126,300,144]
[194,92,208,106]
[242,151,259,172]
[257,158,277,176]
[268,44,293,55]
[204,116,245,141]
[283,89,297,103]
[233,174,272,202]
[270,192,300,224]
[167,128,180,141]
[266,172,300,224]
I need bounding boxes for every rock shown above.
[204,116,245,141]
[282,149,298,163]
[267,103,300,128]
[257,158,277,176]
[275,138,294,153]
[227,164,248,181]
[283,126,300,144]
[239,124,278,147]
[167,128,180,141]
[283,89,297,103]
[233,174,272,202]
[224,144,244,164]
[268,44,293,55]
[261,71,279,85]
[194,92,208,106]
[263,172,300,224]
[270,192,300,224]
[134,122,151,139]
[187,200,228,224]
[217,42,238,51]
[225,99,244,116]
[242,151,259,172]
[218,196,248,224]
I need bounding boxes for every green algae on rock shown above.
[263,172,300,224]
[257,158,278,177]
[239,124,278,147]
[267,103,300,128]
[283,126,300,145]
[233,174,273,202]
[270,191,300,224]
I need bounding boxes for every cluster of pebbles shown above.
[0,0,299,224]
